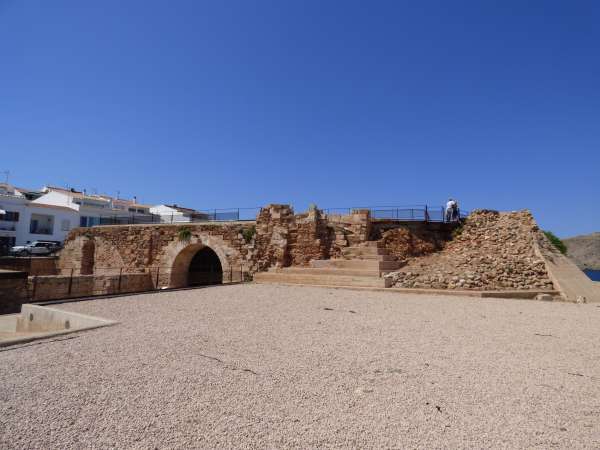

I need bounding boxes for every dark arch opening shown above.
[188,247,223,286]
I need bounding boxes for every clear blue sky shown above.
[1,0,598,237]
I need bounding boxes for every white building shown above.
[149,204,210,223]
[0,184,79,249]
[0,184,155,252]
[32,186,154,227]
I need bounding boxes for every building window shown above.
[61,219,71,231]
[30,213,54,235]
[0,211,20,222]
[80,216,100,227]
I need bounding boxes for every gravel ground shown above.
[1,284,599,449]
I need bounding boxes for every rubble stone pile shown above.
[385,210,554,291]
[380,227,443,261]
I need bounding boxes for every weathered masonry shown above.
[2,203,598,310]
[57,204,418,289]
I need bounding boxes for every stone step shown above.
[276,267,384,277]
[361,241,385,248]
[311,259,401,271]
[254,271,391,288]
[341,246,389,257]
[340,251,396,261]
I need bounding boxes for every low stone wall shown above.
[0,257,58,276]
[29,273,154,302]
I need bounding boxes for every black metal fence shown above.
[324,205,468,223]
[28,265,251,303]
[92,207,261,226]
[84,204,469,228]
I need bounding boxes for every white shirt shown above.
[446,200,456,211]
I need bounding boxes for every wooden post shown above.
[155,267,160,289]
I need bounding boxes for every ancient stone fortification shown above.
[19,204,561,301]
[385,210,554,290]
[253,205,373,269]
[58,205,553,292]
[56,204,379,288]
[59,222,255,287]
[1,203,594,313]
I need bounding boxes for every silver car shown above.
[10,241,61,257]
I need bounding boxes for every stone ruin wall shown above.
[253,205,373,268]
[57,204,376,279]
[56,204,554,292]
[0,203,559,311]
[59,222,257,277]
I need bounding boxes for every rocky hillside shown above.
[385,210,554,291]
[564,232,600,270]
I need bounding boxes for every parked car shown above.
[9,241,62,257]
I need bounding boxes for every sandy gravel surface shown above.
[1,284,599,449]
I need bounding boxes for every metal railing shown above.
[88,208,262,227]
[324,205,468,223]
[83,204,469,227]
[28,264,251,303]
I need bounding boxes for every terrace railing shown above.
[324,205,468,223]
[83,205,468,228]
[91,207,262,226]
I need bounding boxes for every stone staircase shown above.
[253,241,401,288]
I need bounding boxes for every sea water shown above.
[584,269,600,282]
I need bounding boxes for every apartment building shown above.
[0,184,153,251]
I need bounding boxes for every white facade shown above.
[16,205,79,245]
[0,184,155,250]
[0,187,79,246]
[149,205,189,223]
[149,205,209,223]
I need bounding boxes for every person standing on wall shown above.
[452,199,460,221]
[445,198,457,222]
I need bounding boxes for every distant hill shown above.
[564,232,600,270]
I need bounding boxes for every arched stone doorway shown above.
[168,241,230,288]
[188,247,223,286]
